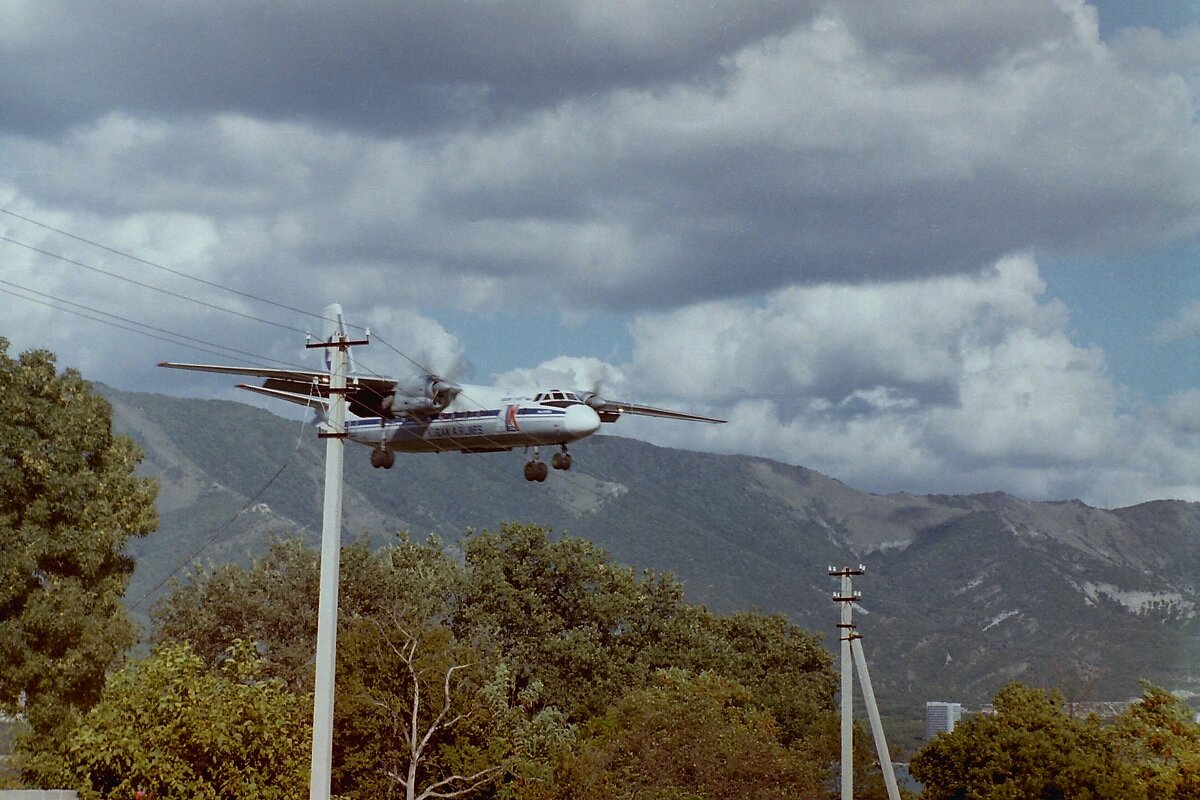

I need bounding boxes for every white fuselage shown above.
[344,383,602,454]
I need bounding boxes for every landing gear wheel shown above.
[381,449,395,470]
[371,448,395,469]
[551,451,573,471]
[524,460,549,482]
[370,449,384,469]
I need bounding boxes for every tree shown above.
[555,669,826,800]
[157,535,492,799]
[155,525,843,797]
[453,524,668,721]
[52,640,309,799]
[0,340,157,779]
[910,681,1147,800]
[677,610,838,748]
[153,534,461,690]
[454,525,839,748]
[337,619,502,800]
[1112,684,1200,799]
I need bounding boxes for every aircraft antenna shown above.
[829,565,901,800]
[306,328,369,800]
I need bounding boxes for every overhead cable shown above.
[0,207,363,334]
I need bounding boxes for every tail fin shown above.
[321,303,358,374]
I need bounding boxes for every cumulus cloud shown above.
[517,253,1193,507]
[1156,300,1200,341]
[354,307,467,383]
[492,356,624,396]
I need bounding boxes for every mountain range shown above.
[103,386,1200,752]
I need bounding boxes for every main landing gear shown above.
[370,447,395,469]
[524,446,572,482]
[523,459,548,482]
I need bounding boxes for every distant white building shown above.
[926,701,963,739]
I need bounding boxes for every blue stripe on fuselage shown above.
[344,407,566,429]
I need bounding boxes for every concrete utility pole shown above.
[308,328,368,800]
[829,565,901,800]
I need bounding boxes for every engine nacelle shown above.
[384,375,462,416]
[579,391,621,423]
[428,378,462,409]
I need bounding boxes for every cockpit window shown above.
[536,390,582,405]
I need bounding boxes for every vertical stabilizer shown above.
[322,303,357,374]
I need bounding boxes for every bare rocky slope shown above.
[104,386,1200,748]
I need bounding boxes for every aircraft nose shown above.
[564,403,601,437]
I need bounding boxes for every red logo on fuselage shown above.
[504,404,521,432]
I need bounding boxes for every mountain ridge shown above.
[100,385,1200,748]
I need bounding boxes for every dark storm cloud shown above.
[0,0,817,136]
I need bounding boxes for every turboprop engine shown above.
[378,374,462,417]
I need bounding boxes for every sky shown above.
[1,0,1198,508]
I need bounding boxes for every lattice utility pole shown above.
[829,565,901,800]
[308,327,369,800]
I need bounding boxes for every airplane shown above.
[159,305,724,482]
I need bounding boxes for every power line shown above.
[0,210,442,379]
[0,233,311,335]
[0,279,312,370]
[0,206,360,333]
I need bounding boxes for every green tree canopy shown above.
[910,681,1147,800]
[453,523,837,745]
[153,524,841,799]
[153,535,461,691]
[0,340,157,778]
[1112,684,1200,799]
[453,523,692,721]
[555,669,826,800]
[55,640,309,800]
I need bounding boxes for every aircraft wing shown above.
[159,361,399,417]
[591,399,725,424]
[236,382,330,412]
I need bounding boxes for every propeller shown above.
[426,374,462,409]
[579,364,610,410]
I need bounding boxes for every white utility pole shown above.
[829,565,901,800]
[308,329,367,800]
